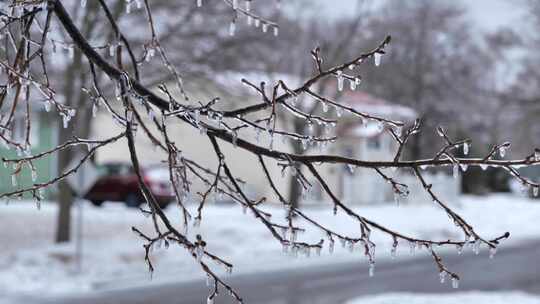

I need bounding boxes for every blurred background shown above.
[1,0,540,303]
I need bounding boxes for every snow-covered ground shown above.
[346,292,540,304]
[1,194,539,297]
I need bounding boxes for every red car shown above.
[85,162,174,208]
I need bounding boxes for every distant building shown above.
[91,74,462,206]
[0,107,58,199]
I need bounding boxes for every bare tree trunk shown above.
[55,3,100,243]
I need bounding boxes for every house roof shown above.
[337,91,417,139]
[340,90,417,121]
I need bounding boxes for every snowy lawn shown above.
[0,194,539,296]
[346,292,540,304]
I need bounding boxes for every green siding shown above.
[0,112,56,199]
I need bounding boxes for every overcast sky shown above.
[309,0,528,33]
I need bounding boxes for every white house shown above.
[91,75,460,206]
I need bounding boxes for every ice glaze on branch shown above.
[1,1,538,303]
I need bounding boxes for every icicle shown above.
[197,0,203,7]
[499,146,507,158]
[463,142,470,155]
[390,244,397,259]
[262,22,268,33]
[533,186,539,197]
[92,102,98,118]
[460,164,468,172]
[473,239,481,255]
[374,53,382,66]
[229,20,236,36]
[409,241,416,255]
[452,164,459,179]
[245,0,251,11]
[11,175,17,187]
[31,169,37,182]
[273,26,279,36]
[456,244,463,255]
[232,131,238,147]
[347,241,354,252]
[350,79,357,91]
[44,101,51,112]
[329,239,335,254]
[439,271,446,284]
[368,262,375,277]
[81,0,87,8]
[347,164,355,174]
[489,246,497,259]
[393,191,401,206]
[254,18,260,27]
[322,102,329,113]
[109,43,117,57]
[451,277,459,289]
[232,0,238,9]
[335,106,343,117]
[62,115,69,129]
[336,70,344,91]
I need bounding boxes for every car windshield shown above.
[97,164,133,176]
[145,167,170,182]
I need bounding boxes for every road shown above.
[17,240,540,304]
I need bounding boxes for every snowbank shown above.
[346,292,540,304]
[1,194,539,296]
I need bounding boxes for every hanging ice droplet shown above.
[390,245,397,259]
[439,271,446,284]
[229,21,236,36]
[231,131,238,148]
[451,277,459,289]
[374,53,382,66]
[336,71,344,91]
[463,142,470,155]
[336,106,343,117]
[350,79,357,90]
[489,246,497,259]
[368,262,375,277]
[479,164,488,171]
[92,102,98,118]
[460,164,468,172]
[347,164,355,174]
[499,146,507,158]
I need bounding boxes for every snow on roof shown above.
[213,71,302,96]
[340,90,417,121]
